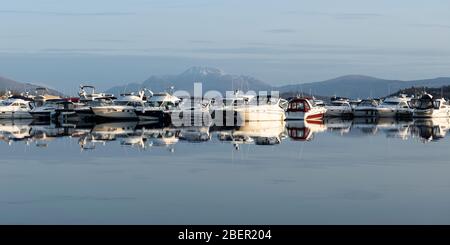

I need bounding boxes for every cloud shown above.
[282,10,383,20]
[264,28,296,34]
[333,13,383,20]
[42,48,125,52]
[412,23,450,29]
[190,46,450,58]
[0,34,30,38]
[89,39,132,43]
[189,40,216,44]
[0,10,135,16]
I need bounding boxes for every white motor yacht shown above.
[29,99,64,120]
[325,98,353,117]
[377,95,412,118]
[91,91,145,120]
[412,93,450,118]
[0,97,34,119]
[212,91,287,125]
[135,92,181,121]
[56,86,114,120]
[353,99,380,117]
[33,87,61,107]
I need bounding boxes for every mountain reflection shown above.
[1,118,450,150]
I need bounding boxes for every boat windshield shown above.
[417,98,433,109]
[331,101,347,106]
[381,101,400,106]
[148,101,179,108]
[87,99,113,106]
[43,100,60,106]
[359,100,378,107]
[114,101,131,106]
[1,101,13,106]
[147,101,163,107]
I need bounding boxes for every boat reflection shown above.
[217,121,286,150]
[411,118,450,142]
[286,119,326,141]
[0,118,449,150]
[0,119,33,145]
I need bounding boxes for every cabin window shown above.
[297,102,305,111]
[20,104,28,109]
[289,101,309,111]
[433,101,441,109]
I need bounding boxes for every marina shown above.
[4,88,450,224]
[5,86,450,127]
[1,76,450,226]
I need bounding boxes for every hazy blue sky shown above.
[1,0,450,93]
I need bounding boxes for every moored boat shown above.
[325,98,353,117]
[135,92,181,121]
[411,93,450,118]
[353,99,380,117]
[91,91,145,120]
[0,97,34,119]
[285,97,326,120]
[212,91,287,125]
[377,95,412,118]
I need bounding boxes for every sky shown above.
[1,0,450,93]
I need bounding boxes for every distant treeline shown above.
[390,86,450,99]
[0,90,22,96]
[282,85,450,101]
[280,91,330,101]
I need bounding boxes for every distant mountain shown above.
[0,76,62,96]
[106,67,450,99]
[106,66,272,95]
[277,75,450,98]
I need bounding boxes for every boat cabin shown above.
[286,98,315,112]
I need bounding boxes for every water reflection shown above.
[1,118,450,150]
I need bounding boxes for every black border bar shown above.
[1,225,450,243]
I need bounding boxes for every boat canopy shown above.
[287,98,314,112]
[358,99,379,107]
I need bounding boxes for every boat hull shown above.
[30,111,53,120]
[91,107,138,120]
[135,109,167,121]
[376,108,397,118]
[324,106,353,117]
[285,109,326,121]
[213,107,285,125]
[353,108,378,117]
[0,111,33,119]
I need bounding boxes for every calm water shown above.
[1,117,450,224]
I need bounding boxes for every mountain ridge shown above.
[0,76,62,96]
[106,66,272,95]
[107,66,450,98]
